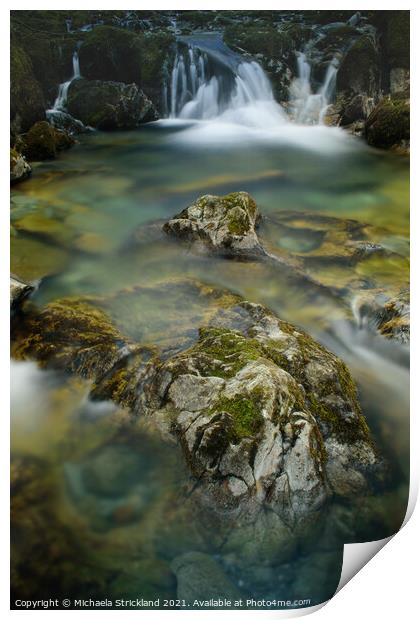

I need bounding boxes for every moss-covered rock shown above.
[20,121,75,161]
[10,149,31,184]
[152,300,379,525]
[336,35,380,124]
[163,192,264,258]
[12,297,129,379]
[67,78,157,129]
[365,94,410,150]
[79,26,175,110]
[10,39,46,133]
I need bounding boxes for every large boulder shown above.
[67,78,158,129]
[10,149,31,184]
[365,94,410,151]
[163,192,264,258]
[78,26,175,111]
[151,301,380,526]
[336,35,380,125]
[20,121,75,161]
[12,280,381,533]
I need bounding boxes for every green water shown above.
[11,122,409,607]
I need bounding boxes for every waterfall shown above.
[167,36,287,127]
[289,52,339,124]
[46,50,87,133]
[51,51,81,112]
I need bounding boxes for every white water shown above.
[289,52,339,124]
[46,51,87,132]
[169,44,286,127]
[52,51,80,112]
[163,38,354,153]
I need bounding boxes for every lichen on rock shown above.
[150,300,379,526]
[163,191,264,258]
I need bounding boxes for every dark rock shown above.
[365,94,410,150]
[10,40,46,133]
[67,78,158,129]
[21,121,75,161]
[171,552,241,604]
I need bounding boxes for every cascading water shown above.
[46,51,87,132]
[166,35,287,128]
[289,51,339,124]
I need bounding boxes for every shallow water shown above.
[11,121,409,606]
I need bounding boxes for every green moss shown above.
[224,24,295,60]
[12,297,127,379]
[210,393,264,441]
[386,11,410,69]
[21,121,74,161]
[193,327,262,379]
[366,96,410,149]
[10,37,46,133]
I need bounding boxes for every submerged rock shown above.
[172,552,241,604]
[163,192,264,258]
[353,288,410,344]
[67,79,158,129]
[20,121,75,161]
[10,149,31,184]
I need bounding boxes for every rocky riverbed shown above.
[10,9,409,610]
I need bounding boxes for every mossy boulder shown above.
[11,280,381,531]
[67,78,158,129]
[10,40,46,133]
[336,35,380,123]
[365,94,410,150]
[151,301,380,525]
[79,26,145,85]
[78,26,175,110]
[163,192,264,258]
[12,297,130,379]
[20,121,75,161]
[10,149,31,184]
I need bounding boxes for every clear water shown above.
[11,122,409,607]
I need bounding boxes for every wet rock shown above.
[11,297,132,379]
[163,192,264,258]
[21,121,75,161]
[79,26,175,111]
[353,289,410,344]
[10,149,31,184]
[171,552,241,603]
[11,280,382,531]
[67,78,158,129]
[365,94,410,151]
[336,35,380,125]
[151,301,379,526]
[10,275,34,312]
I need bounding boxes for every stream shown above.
[11,31,409,608]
